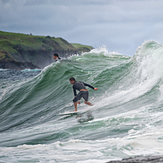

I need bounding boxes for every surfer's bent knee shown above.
[73,98,77,103]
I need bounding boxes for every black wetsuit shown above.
[72,81,94,102]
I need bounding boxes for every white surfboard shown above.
[58,111,80,116]
[58,109,94,123]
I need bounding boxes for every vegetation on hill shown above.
[0,31,93,69]
[71,43,93,53]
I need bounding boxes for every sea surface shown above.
[1,40,163,163]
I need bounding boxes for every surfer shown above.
[53,53,61,62]
[69,77,98,111]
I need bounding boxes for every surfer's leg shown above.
[83,91,93,106]
[73,92,82,111]
[84,101,93,106]
[74,102,78,111]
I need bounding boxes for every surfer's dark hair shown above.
[53,53,59,57]
[69,77,76,81]
[53,53,61,59]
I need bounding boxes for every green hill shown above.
[0,31,93,69]
[71,43,93,53]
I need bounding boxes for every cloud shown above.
[0,0,163,55]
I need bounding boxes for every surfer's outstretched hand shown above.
[94,88,98,90]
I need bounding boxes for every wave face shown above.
[1,41,163,162]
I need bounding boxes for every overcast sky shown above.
[0,0,163,56]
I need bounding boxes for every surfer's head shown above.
[69,77,76,84]
[53,53,60,60]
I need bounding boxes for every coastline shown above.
[0,31,93,70]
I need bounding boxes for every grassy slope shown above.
[0,31,92,63]
[71,43,93,53]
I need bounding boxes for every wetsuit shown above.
[72,81,94,102]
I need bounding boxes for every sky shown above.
[0,0,163,56]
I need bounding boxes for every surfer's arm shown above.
[73,85,77,96]
[83,82,94,89]
[83,82,98,90]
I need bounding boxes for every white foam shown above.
[90,41,163,115]
[89,45,109,55]
[135,41,163,82]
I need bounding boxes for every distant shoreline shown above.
[0,31,93,70]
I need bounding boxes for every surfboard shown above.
[58,111,80,116]
[58,111,82,120]
[58,110,94,122]
[58,107,90,116]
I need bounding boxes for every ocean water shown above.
[1,40,163,163]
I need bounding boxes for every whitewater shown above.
[1,40,163,163]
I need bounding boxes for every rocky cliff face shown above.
[0,31,93,70]
[0,61,39,70]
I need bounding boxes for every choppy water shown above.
[1,40,163,163]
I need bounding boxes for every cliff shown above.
[0,31,93,70]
